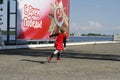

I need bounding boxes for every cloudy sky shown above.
[70,0,120,35]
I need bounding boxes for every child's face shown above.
[63,31,67,34]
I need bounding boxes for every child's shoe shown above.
[47,56,52,63]
[56,58,61,63]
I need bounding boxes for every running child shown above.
[47,27,67,63]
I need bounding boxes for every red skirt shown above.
[54,42,64,51]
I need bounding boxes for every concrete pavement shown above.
[0,43,120,80]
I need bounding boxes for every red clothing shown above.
[50,33,66,51]
[55,33,65,50]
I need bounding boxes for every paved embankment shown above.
[0,43,120,80]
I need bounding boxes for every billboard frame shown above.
[6,0,17,45]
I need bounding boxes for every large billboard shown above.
[17,0,69,40]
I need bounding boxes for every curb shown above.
[0,41,118,50]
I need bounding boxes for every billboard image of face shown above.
[17,0,69,40]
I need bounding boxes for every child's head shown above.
[60,27,67,33]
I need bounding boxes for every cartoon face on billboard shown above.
[54,5,64,27]
[17,0,69,40]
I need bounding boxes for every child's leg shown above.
[47,50,59,63]
[57,52,60,59]
[57,51,62,62]
[50,53,55,58]
[57,51,62,58]
[50,50,59,58]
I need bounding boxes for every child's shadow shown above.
[20,59,47,64]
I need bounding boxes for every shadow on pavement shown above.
[0,48,120,61]
[20,59,48,64]
[0,49,52,57]
[63,51,120,61]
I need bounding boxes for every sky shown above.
[70,0,120,35]
[0,0,120,35]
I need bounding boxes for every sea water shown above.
[69,36,113,42]
[2,35,113,42]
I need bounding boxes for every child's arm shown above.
[49,33,59,37]
[63,36,66,48]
